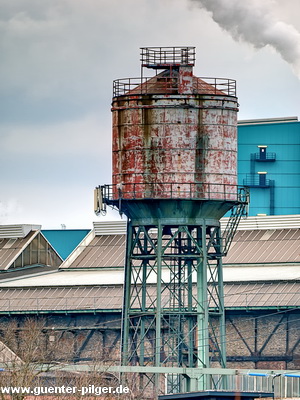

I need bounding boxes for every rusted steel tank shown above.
[111,47,239,201]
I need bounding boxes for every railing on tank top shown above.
[102,183,248,204]
[113,76,236,97]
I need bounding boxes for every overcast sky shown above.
[1,0,300,229]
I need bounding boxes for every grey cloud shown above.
[0,0,140,125]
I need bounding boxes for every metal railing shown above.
[211,373,300,399]
[101,183,248,203]
[140,46,196,67]
[243,175,271,187]
[113,76,236,97]
[254,152,276,161]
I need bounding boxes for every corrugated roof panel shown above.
[223,282,300,308]
[0,225,41,239]
[228,240,256,264]
[221,214,300,231]
[93,221,127,235]
[276,282,293,305]
[0,286,123,312]
[280,239,300,262]
[91,215,300,237]
[274,229,300,240]
[259,240,278,261]
[225,228,300,264]
[97,235,125,246]
[60,226,300,269]
[63,235,125,269]
[225,283,251,307]
[0,281,299,313]
[71,241,102,267]
[257,240,281,262]
[291,229,300,239]
[259,230,276,241]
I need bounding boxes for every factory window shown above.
[10,233,61,269]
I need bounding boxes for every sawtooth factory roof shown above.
[60,226,300,268]
[0,225,62,277]
[0,215,299,314]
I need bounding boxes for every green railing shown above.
[101,183,248,203]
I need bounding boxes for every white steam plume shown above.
[191,0,300,78]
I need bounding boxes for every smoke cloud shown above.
[191,0,300,78]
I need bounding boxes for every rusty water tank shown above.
[111,47,239,201]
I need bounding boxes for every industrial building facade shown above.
[0,218,299,397]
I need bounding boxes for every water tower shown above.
[95,47,248,394]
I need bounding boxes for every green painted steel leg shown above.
[197,225,209,390]
[155,223,163,387]
[121,221,133,366]
[217,228,227,389]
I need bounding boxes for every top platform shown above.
[140,46,196,69]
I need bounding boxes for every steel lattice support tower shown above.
[95,47,248,395]
[121,219,223,392]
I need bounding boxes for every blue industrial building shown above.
[237,117,300,216]
[42,229,90,259]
